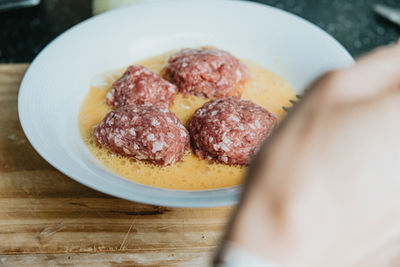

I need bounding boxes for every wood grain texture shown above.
[0,250,212,267]
[0,64,233,266]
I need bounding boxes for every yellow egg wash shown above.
[78,50,296,190]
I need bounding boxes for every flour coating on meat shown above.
[165,48,249,97]
[106,65,176,108]
[188,97,277,165]
[94,104,189,166]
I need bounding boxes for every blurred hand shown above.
[216,43,400,267]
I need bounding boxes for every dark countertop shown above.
[0,0,399,63]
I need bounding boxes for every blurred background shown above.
[0,0,399,63]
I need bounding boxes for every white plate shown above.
[18,0,353,207]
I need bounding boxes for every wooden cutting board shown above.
[0,64,233,267]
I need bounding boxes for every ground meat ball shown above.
[164,48,249,98]
[106,65,176,108]
[93,104,189,166]
[188,97,277,165]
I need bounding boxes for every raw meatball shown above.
[93,104,189,166]
[164,48,249,98]
[188,97,277,165]
[106,65,176,108]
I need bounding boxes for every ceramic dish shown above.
[18,0,353,207]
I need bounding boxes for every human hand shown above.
[215,43,400,267]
